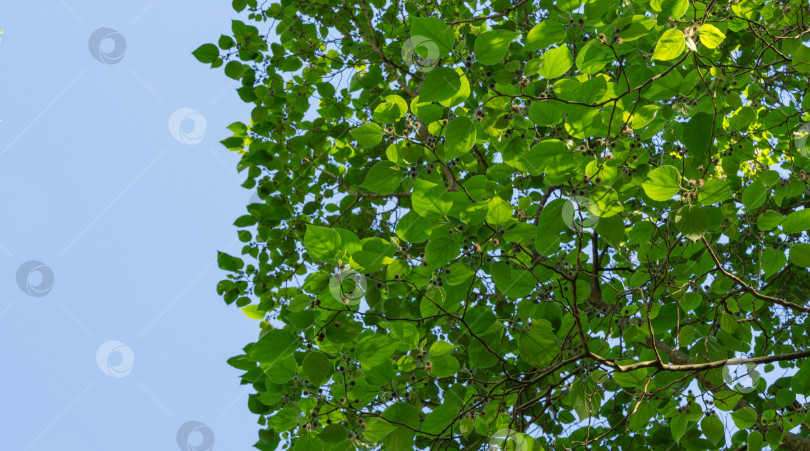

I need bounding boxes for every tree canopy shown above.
[197,0,810,449]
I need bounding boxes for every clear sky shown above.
[0,2,262,449]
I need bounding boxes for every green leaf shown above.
[426,237,461,268]
[355,335,399,367]
[653,29,685,61]
[590,186,623,218]
[372,95,408,124]
[361,161,402,195]
[517,320,560,367]
[700,415,724,445]
[444,117,476,160]
[682,113,713,158]
[671,414,687,442]
[651,0,688,21]
[412,177,453,219]
[525,21,566,51]
[742,180,767,209]
[420,67,463,103]
[486,196,513,226]
[249,330,298,363]
[192,43,219,63]
[748,431,764,451]
[351,123,383,148]
[262,356,297,384]
[642,165,681,201]
[302,351,332,386]
[241,304,266,320]
[757,210,784,231]
[429,341,459,377]
[217,251,243,271]
[409,17,454,57]
[782,209,810,233]
[699,179,732,205]
[776,388,796,407]
[713,390,742,411]
[528,101,563,126]
[699,24,726,49]
[304,225,341,262]
[474,30,519,65]
[538,46,573,79]
[224,60,245,79]
[731,407,758,429]
[791,359,810,395]
[675,205,709,242]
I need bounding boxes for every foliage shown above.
[197,0,810,449]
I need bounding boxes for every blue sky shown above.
[0,2,262,449]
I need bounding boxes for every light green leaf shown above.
[474,30,519,65]
[444,117,476,160]
[790,243,810,267]
[361,161,402,195]
[699,24,726,49]
[351,123,383,148]
[782,209,810,233]
[538,46,573,79]
[304,225,342,262]
[409,17,454,57]
[241,304,266,320]
[653,29,685,61]
[525,21,566,51]
[642,165,681,201]
[412,177,453,219]
[701,415,724,445]
[742,180,767,209]
[420,67,463,103]
[486,196,513,226]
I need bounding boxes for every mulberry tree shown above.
[197,0,810,449]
